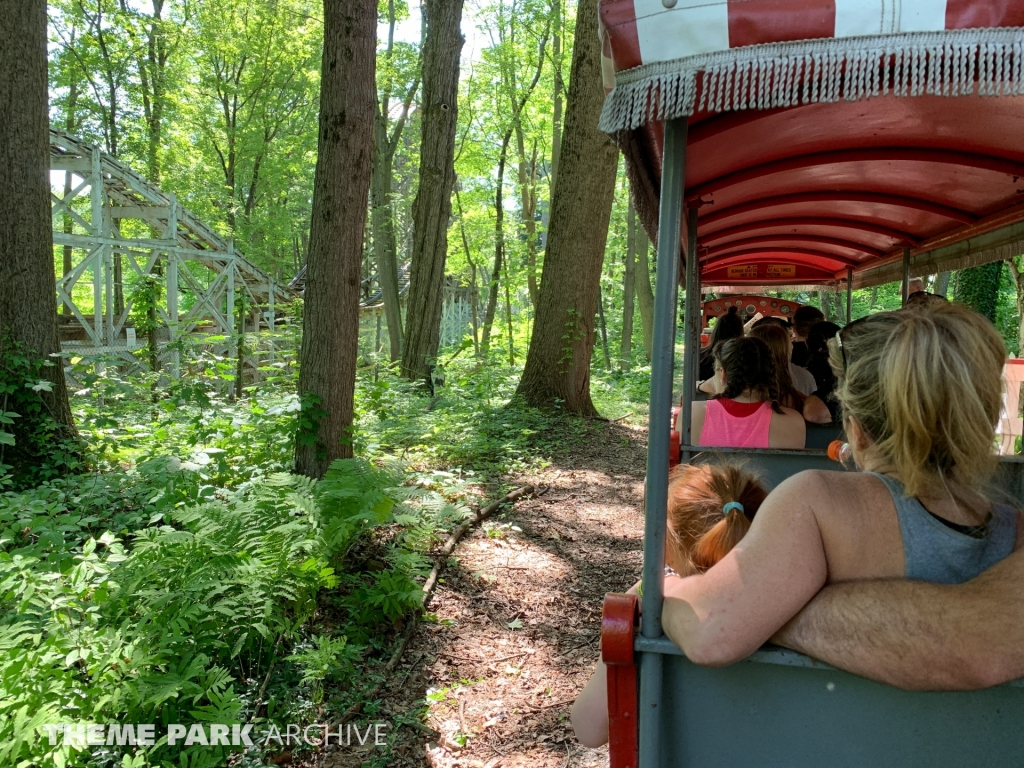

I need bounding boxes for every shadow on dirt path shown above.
[319,418,647,768]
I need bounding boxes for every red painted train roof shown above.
[600,1,1024,288]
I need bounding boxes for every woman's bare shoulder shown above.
[773,469,875,496]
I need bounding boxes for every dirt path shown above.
[323,419,647,768]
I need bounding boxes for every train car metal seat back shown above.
[598,1,1024,765]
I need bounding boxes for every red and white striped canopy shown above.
[600,0,1024,288]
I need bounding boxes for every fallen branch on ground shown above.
[329,484,537,736]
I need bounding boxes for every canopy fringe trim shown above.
[600,28,1024,133]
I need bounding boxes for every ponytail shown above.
[691,504,753,572]
[666,463,768,574]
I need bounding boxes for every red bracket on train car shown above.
[603,592,640,768]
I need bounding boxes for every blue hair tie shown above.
[722,501,744,516]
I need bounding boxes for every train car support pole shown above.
[901,247,911,306]
[639,116,687,768]
[680,207,700,464]
[846,267,853,322]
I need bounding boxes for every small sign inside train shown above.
[766,265,796,277]
[727,265,758,278]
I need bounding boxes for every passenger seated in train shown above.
[698,305,744,382]
[748,324,832,425]
[905,290,949,309]
[750,315,790,331]
[684,336,806,449]
[790,305,824,367]
[659,303,1019,669]
[570,463,768,748]
[803,320,842,422]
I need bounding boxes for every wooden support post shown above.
[268,278,275,332]
[166,194,179,378]
[681,206,700,463]
[90,148,104,358]
[103,203,114,346]
[226,240,236,335]
[268,277,276,366]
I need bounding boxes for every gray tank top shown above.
[867,472,1017,585]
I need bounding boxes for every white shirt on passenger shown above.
[791,364,816,396]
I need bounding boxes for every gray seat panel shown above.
[658,652,1024,767]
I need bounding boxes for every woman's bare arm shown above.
[801,395,832,424]
[662,472,828,666]
[772,548,1024,690]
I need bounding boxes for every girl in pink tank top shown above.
[701,398,774,448]
[689,336,805,450]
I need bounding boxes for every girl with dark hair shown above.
[699,306,745,382]
[804,321,842,422]
[749,324,832,424]
[571,463,768,747]
[683,336,806,449]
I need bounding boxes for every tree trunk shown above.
[514,0,619,415]
[401,0,465,380]
[954,262,1002,322]
[481,130,512,356]
[634,208,655,361]
[370,112,404,361]
[620,196,636,368]
[550,0,563,189]
[933,271,951,297]
[597,285,611,370]
[455,189,481,355]
[62,79,78,316]
[295,0,375,479]
[516,125,540,307]
[505,269,515,366]
[0,3,76,432]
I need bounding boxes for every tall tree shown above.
[192,0,320,235]
[295,0,375,478]
[401,0,465,380]
[634,209,655,360]
[480,0,548,352]
[515,0,618,414]
[0,2,76,431]
[371,0,419,362]
[620,196,636,368]
[481,128,514,356]
[549,0,564,188]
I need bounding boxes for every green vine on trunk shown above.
[558,306,583,374]
[0,333,84,489]
[296,391,329,463]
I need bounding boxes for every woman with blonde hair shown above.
[571,463,768,747]
[659,303,1021,668]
